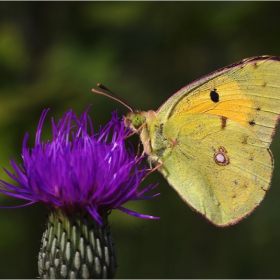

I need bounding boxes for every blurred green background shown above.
[1,2,280,278]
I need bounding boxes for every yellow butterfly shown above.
[94,55,280,227]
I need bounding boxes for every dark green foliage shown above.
[1,2,280,278]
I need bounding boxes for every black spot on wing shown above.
[210,89,219,103]
[159,123,164,135]
[253,62,259,69]
[249,120,256,126]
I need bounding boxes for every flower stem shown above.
[38,208,117,279]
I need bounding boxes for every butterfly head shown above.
[125,110,157,132]
[125,110,145,131]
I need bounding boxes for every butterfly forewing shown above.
[157,56,280,148]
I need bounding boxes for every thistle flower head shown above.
[0,106,159,224]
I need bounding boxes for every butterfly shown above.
[94,55,280,227]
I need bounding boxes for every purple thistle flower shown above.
[0,106,159,225]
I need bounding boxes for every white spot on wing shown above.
[214,146,230,166]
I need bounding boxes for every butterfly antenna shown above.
[92,83,134,112]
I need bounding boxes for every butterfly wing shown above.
[138,55,280,226]
[157,55,280,148]
[157,113,273,226]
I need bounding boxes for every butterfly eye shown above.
[132,114,143,129]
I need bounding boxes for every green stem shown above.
[38,208,117,279]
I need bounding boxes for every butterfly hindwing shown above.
[158,113,273,226]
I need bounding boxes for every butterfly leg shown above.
[140,161,163,183]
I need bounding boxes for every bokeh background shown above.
[1,2,280,278]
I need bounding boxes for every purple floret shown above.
[0,106,160,224]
